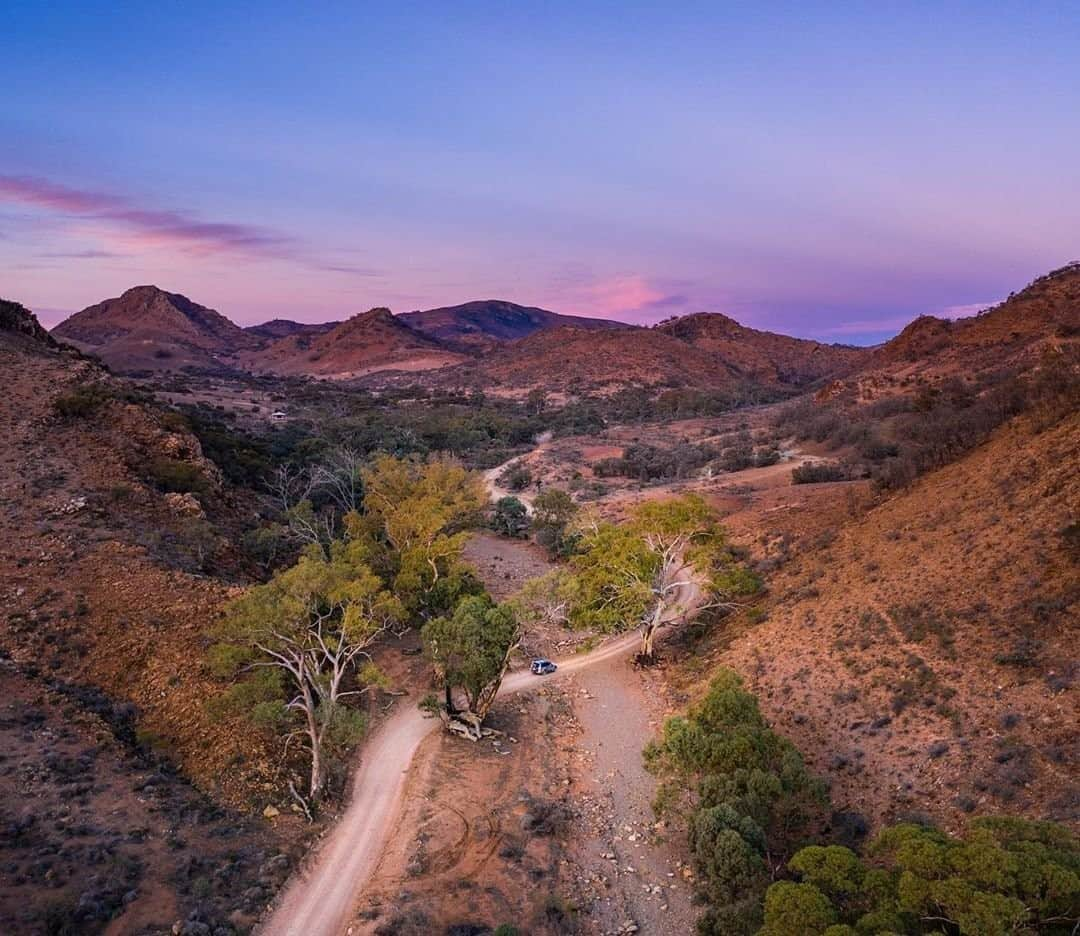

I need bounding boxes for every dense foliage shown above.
[210,455,486,798]
[644,669,826,934]
[210,539,403,797]
[761,818,1080,935]
[346,455,487,622]
[648,672,1080,936]
[531,488,580,558]
[564,495,759,656]
[491,495,530,538]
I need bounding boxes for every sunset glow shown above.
[2,3,1078,342]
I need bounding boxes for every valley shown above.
[0,265,1077,936]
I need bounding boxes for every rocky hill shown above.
[52,284,260,372]
[244,318,339,340]
[657,311,868,386]
[242,306,467,378]
[1,297,58,346]
[399,299,627,350]
[439,322,740,395]
[846,262,1080,393]
[437,312,867,396]
[712,407,1079,833]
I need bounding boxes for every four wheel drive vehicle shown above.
[531,659,558,675]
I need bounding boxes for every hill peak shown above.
[356,306,396,324]
[399,298,628,347]
[51,284,259,371]
[0,298,57,347]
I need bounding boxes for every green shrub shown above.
[52,384,114,419]
[644,669,825,934]
[491,495,529,538]
[145,456,208,494]
[499,462,533,491]
[792,462,849,484]
[764,817,1080,935]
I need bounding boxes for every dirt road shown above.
[258,577,701,936]
[482,440,552,512]
[259,633,634,936]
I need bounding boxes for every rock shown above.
[262,805,280,819]
[164,492,205,518]
[57,496,88,515]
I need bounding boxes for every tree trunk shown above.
[444,682,455,715]
[472,638,517,722]
[639,600,664,661]
[300,682,326,798]
[309,740,324,798]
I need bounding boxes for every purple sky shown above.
[2,3,1078,343]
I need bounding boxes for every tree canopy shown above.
[346,454,487,621]
[564,494,759,658]
[762,818,1080,936]
[422,593,520,737]
[644,669,825,935]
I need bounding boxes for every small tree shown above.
[531,487,579,558]
[526,387,549,415]
[567,495,759,660]
[499,462,533,492]
[422,594,520,740]
[492,495,529,538]
[212,541,403,799]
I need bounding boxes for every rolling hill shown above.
[855,262,1080,385]
[436,313,868,396]
[241,306,467,378]
[51,285,261,372]
[656,312,867,386]
[399,299,627,350]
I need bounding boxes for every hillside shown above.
[244,318,339,340]
[242,306,467,378]
[657,311,868,386]
[437,312,866,397]
[52,285,261,372]
[399,299,627,350]
[0,300,306,931]
[705,408,1079,833]
[440,323,741,395]
[838,263,1080,397]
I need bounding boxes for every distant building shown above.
[270,410,288,421]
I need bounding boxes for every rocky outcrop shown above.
[0,298,57,347]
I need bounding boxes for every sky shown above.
[1,2,1078,344]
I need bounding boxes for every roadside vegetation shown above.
[563,494,760,660]
[209,455,492,805]
[646,671,1080,936]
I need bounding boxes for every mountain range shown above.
[47,265,1080,394]
[49,287,868,392]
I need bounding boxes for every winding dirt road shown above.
[259,452,702,936]
[259,591,700,936]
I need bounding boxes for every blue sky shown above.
[2,2,1078,342]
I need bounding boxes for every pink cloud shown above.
[585,274,664,314]
[0,175,122,213]
[0,174,288,258]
